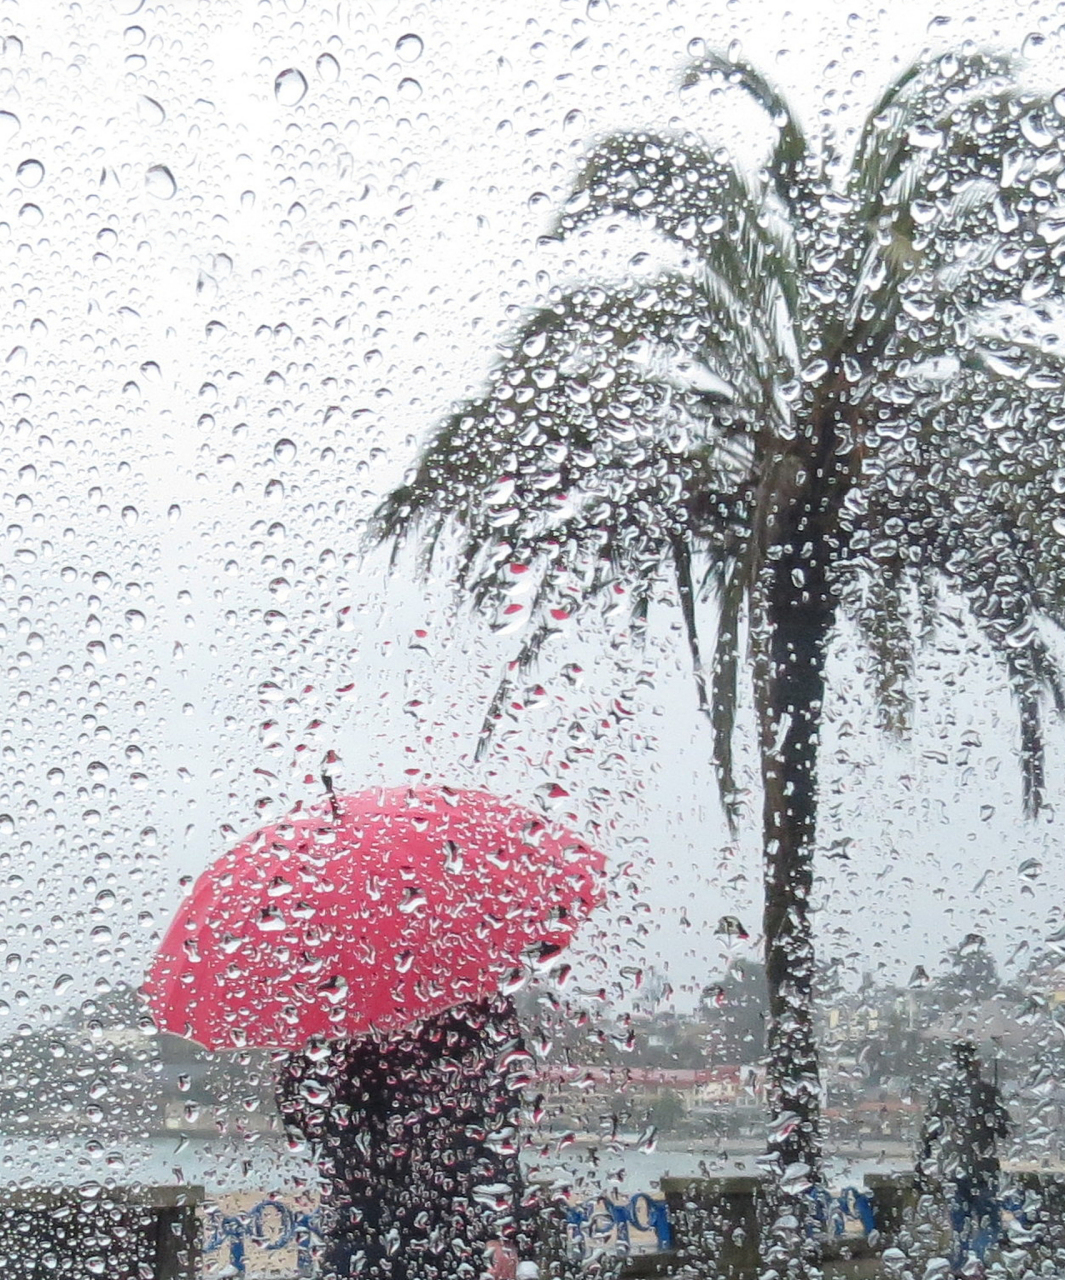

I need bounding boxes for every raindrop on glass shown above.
[137,95,165,124]
[145,164,176,199]
[398,77,422,101]
[316,53,340,82]
[0,111,20,142]
[274,68,308,106]
[16,158,43,187]
[395,33,423,62]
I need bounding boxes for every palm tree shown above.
[373,48,1065,1243]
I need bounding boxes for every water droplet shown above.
[137,95,165,125]
[16,158,43,187]
[319,975,349,1005]
[256,906,287,932]
[167,503,181,522]
[397,77,422,101]
[145,164,176,199]
[586,0,610,18]
[274,68,308,106]
[54,974,73,995]
[125,609,146,631]
[121,505,139,526]
[316,53,340,82]
[780,1161,813,1195]
[273,438,296,463]
[563,108,585,133]
[18,203,42,225]
[395,33,423,62]
[0,111,20,143]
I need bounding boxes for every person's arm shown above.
[993,1088,1010,1140]
[919,1096,943,1160]
[916,1092,945,1191]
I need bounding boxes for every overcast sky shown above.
[1,0,1065,1048]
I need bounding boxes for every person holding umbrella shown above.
[144,785,605,1280]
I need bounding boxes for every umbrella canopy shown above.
[144,786,605,1051]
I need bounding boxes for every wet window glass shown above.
[4,2,1065,1277]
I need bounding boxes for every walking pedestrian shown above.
[917,1041,1009,1275]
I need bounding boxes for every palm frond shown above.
[556,130,802,350]
[708,555,746,833]
[939,502,1060,814]
[840,56,1056,362]
[681,52,809,208]
[849,51,1016,219]
[668,532,710,714]
[474,621,557,762]
[853,559,916,737]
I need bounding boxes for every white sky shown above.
[1,0,1065,1040]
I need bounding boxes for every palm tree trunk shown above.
[756,533,834,1257]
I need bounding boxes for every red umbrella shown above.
[144,786,605,1051]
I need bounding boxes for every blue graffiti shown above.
[207,1194,672,1274]
[807,1185,877,1238]
[203,1200,323,1277]
[205,1184,881,1273]
[566,1193,673,1256]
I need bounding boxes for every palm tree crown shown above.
[377,49,1065,815]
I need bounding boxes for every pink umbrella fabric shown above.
[144,786,605,1051]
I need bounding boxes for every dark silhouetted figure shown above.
[278,995,534,1280]
[918,1041,1009,1274]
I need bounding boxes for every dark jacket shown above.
[277,996,530,1280]
[920,1063,1009,1182]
